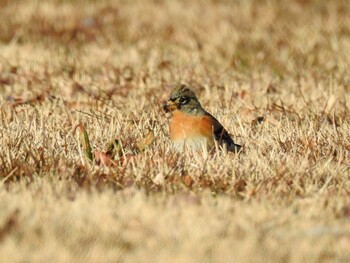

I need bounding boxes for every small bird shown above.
[163,84,242,153]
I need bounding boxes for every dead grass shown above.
[0,0,349,262]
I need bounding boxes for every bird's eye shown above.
[179,97,189,104]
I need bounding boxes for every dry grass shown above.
[0,0,349,262]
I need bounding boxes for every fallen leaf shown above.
[94,151,118,167]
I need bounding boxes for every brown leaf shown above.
[182,175,194,188]
[94,151,118,167]
[234,179,247,193]
[0,209,20,241]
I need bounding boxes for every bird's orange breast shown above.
[169,111,214,142]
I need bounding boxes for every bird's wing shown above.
[205,112,242,153]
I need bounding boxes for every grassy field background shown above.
[0,0,349,262]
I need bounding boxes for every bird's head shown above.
[163,84,204,115]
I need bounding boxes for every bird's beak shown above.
[163,100,177,112]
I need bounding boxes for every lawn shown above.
[0,0,349,262]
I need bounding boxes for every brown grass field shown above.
[0,0,350,262]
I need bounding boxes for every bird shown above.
[163,84,242,153]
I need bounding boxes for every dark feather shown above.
[207,113,242,153]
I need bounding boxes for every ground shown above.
[0,0,349,262]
